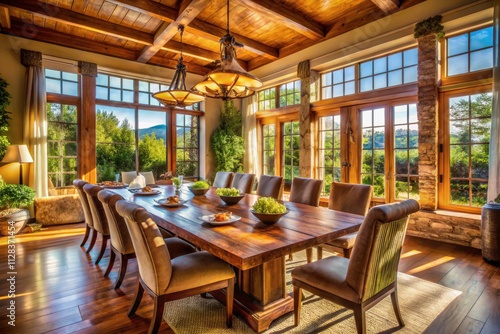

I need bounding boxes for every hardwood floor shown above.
[0,223,498,333]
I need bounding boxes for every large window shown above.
[361,108,386,198]
[446,26,493,76]
[262,124,276,175]
[95,73,200,181]
[359,48,417,92]
[282,120,300,187]
[279,80,301,107]
[318,115,342,195]
[258,88,276,110]
[394,103,419,200]
[442,91,492,209]
[175,114,199,178]
[47,103,78,186]
[45,69,80,186]
[321,66,355,99]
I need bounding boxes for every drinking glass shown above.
[115,173,120,182]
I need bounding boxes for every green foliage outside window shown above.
[0,75,12,159]
[211,101,244,173]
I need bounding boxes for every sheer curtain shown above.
[241,94,260,175]
[21,49,48,197]
[488,0,500,202]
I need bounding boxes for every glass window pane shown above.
[110,76,121,88]
[62,81,78,96]
[345,66,355,81]
[360,77,372,92]
[470,27,493,50]
[123,78,134,90]
[45,69,60,79]
[333,69,343,84]
[373,74,386,89]
[448,34,468,56]
[448,54,468,76]
[46,78,61,94]
[404,66,417,83]
[388,53,402,71]
[345,81,355,95]
[374,57,387,74]
[470,48,493,72]
[360,61,373,77]
[388,70,402,86]
[333,84,343,97]
[404,48,418,66]
[96,86,108,100]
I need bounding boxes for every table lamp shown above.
[1,145,33,184]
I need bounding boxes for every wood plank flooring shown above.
[0,223,498,333]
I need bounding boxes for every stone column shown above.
[416,33,439,210]
[297,60,312,177]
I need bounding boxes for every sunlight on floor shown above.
[0,227,85,246]
[406,256,455,275]
[400,249,422,258]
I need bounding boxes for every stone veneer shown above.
[407,210,481,249]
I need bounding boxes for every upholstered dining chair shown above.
[97,190,197,289]
[121,171,137,184]
[83,183,110,265]
[231,172,256,194]
[213,171,234,188]
[288,177,323,262]
[115,200,235,334]
[140,171,155,185]
[317,182,374,260]
[73,179,97,253]
[292,199,420,334]
[256,175,284,199]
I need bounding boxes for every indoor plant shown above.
[0,183,36,235]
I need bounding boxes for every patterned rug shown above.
[163,251,461,333]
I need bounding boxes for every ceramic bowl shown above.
[188,186,210,196]
[251,210,289,225]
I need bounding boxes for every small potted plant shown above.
[0,183,36,235]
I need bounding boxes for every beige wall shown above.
[0,33,223,183]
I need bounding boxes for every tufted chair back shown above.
[289,177,323,207]
[213,171,234,188]
[328,182,373,216]
[73,179,93,228]
[256,175,284,199]
[116,200,173,295]
[231,172,256,194]
[97,190,134,255]
[83,183,109,236]
[346,199,420,301]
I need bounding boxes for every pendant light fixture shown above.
[194,0,262,99]
[152,25,205,107]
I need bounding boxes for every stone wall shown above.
[407,210,481,249]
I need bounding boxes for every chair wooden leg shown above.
[226,277,235,328]
[80,225,90,247]
[317,246,323,260]
[86,229,98,253]
[95,235,109,265]
[293,285,302,326]
[353,306,366,334]
[288,252,293,261]
[344,247,352,259]
[114,253,129,289]
[306,247,313,263]
[391,289,405,327]
[149,294,167,334]
[128,281,144,317]
[104,248,116,277]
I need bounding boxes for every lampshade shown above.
[193,0,262,99]
[1,145,33,163]
[152,25,205,107]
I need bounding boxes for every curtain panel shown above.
[242,95,260,175]
[21,49,48,197]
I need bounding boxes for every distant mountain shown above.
[138,124,166,140]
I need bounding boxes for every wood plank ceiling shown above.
[0,0,426,76]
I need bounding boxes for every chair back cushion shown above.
[73,179,93,228]
[346,199,420,301]
[97,190,134,255]
[83,183,109,235]
[289,177,323,207]
[231,173,256,194]
[256,175,284,199]
[116,200,172,295]
[140,171,155,185]
[121,171,137,184]
[328,182,373,215]
[213,171,234,188]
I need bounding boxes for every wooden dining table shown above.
[112,185,364,332]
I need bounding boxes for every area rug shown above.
[163,251,461,333]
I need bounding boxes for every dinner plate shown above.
[198,214,241,226]
[154,198,188,207]
[131,190,161,196]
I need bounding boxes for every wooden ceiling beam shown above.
[137,0,211,63]
[0,0,153,45]
[162,41,220,62]
[108,0,278,59]
[370,0,400,14]
[0,6,10,28]
[238,0,324,40]
[4,18,210,76]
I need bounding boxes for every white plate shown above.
[154,198,188,207]
[131,190,161,196]
[198,214,241,226]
